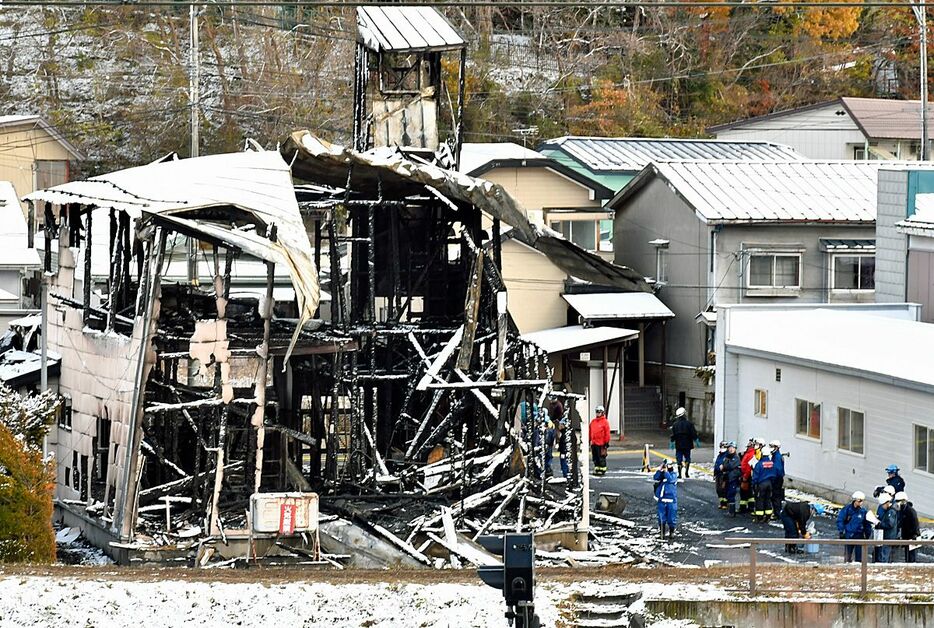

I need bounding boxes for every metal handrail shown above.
[722,537,934,596]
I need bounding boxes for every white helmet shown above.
[852,491,866,501]
[769,439,781,448]
[595,405,605,415]
[675,407,686,418]
[894,491,908,502]
[879,493,892,505]
[883,485,896,497]
[761,445,773,457]
[754,436,766,447]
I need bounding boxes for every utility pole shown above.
[188,4,200,284]
[913,0,930,160]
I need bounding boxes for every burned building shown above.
[30,7,645,567]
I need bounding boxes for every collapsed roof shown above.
[282,131,649,293]
[24,150,320,353]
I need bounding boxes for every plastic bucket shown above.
[804,543,819,554]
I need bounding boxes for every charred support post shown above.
[117,227,167,539]
[454,47,467,170]
[83,209,93,325]
[253,224,278,493]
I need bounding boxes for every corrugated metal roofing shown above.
[618,160,885,223]
[356,6,465,53]
[539,137,804,172]
[562,292,675,321]
[521,324,639,354]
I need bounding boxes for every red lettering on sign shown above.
[279,503,296,534]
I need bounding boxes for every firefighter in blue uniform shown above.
[751,445,779,523]
[654,460,678,542]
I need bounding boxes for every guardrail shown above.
[722,537,934,596]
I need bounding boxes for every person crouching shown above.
[780,501,824,554]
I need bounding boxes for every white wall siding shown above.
[714,105,866,160]
[727,352,934,517]
[875,169,909,303]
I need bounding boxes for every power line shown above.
[0,2,916,8]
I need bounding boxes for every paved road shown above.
[587,438,847,566]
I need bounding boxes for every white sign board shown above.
[250,492,319,534]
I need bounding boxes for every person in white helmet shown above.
[669,407,699,478]
[589,405,610,476]
[874,493,898,563]
[837,491,872,563]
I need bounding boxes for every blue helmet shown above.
[885,464,899,474]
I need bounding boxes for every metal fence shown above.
[722,537,934,596]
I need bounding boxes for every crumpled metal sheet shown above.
[24,150,320,356]
[282,131,649,292]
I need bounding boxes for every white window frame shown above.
[795,398,822,441]
[746,252,802,290]
[914,424,934,476]
[831,253,875,292]
[753,389,767,418]
[837,406,865,456]
[549,218,603,253]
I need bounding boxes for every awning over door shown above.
[562,292,674,322]
[521,324,638,354]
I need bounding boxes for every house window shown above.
[58,395,72,430]
[915,425,934,474]
[36,160,69,189]
[754,389,767,417]
[656,247,669,283]
[748,254,800,288]
[551,220,596,252]
[598,219,613,252]
[832,255,875,291]
[838,407,864,454]
[795,399,821,440]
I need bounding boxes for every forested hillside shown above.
[0,3,924,175]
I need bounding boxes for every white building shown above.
[709,97,931,161]
[714,303,934,517]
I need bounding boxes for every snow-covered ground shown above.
[0,575,727,628]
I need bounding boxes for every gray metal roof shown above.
[610,160,887,224]
[540,137,803,172]
[356,6,465,53]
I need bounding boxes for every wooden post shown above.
[749,542,757,595]
[860,544,869,596]
[638,322,645,387]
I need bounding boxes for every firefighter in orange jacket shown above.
[589,405,611,476]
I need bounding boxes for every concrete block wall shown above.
[46,243,142,507]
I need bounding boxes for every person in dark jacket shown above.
[895,491,921,563]
[769,440,785,520]
[669,407,699,478]
[713,441,729,509]
[874,493,899,562]
[719,442,743,516]
[751,445,779,523]
[874,464,906,498]
[837,491,872,563]
[780,501,825,553]
[654,460,678,541]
